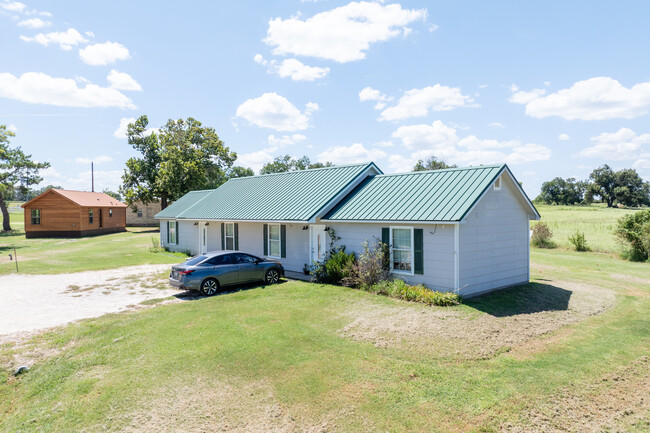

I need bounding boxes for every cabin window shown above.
[88,209,94,224]
[109,209,113,217]
[268,224,281,258]
[31,209,41,225]
[137,209,143,218]
[493,176,501,190]
[390,227,414,275]
[224,222,235,250]
[168,221,177,244]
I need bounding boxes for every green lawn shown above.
[1,248,648,432]
[0,210,185,275]
[534,203,641,254]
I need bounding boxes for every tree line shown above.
[536,165,650,207]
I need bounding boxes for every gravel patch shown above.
[0,264,181,343]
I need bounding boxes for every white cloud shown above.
[378,85,476,121]
[508,84,546,104]
[268,134,306,147]
[235,92,318,131]
[74,155,113,164]
[107,70,142,91]
[317,142,386,165]
[113,117,135,138]
[264,1,426,63]
[388,120,551,171]
[488,122,505,128]
[7,124,18,133]
[359,86,393,110]
[2,1,25,12]
[577,128,650,161]
[20,27,87,50]
[39,167,123,192]
[516,77,650,120]
[255,55,329,81]
[0,72,136,109]
[79,41,130,66]
[17,17,50,28]
[558,133,570,141]
[235,147,279,173]
[113,117,157,139]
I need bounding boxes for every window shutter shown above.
[176,221,179,245]
[381,227,389,246]
[280,224,286,258]
[263,224,268,256]
[414,228,424,275]
[167,221,170,244]
[221,223,225,250]
[234,223,239,250]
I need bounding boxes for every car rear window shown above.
[184,255,207,266]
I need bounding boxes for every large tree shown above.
[537,177,586,205]
[412,156,457,172]
[0,125,50,231]
[259,155,333,174]
[588,164,617,207]
[588,165,650,207]
[120,116,236,209]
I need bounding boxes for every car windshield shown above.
[183,255,207,266]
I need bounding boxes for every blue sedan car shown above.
[169,251,284,296]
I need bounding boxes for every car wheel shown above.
[200,278,219,296]
[265,268,280,285]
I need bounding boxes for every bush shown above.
[531,222,555,248]
[368,279,460,306]
[312,249,356,284]
[343,239,390,289]
[568,231,589,252]
[149,237,162,253]
[615,209,650,262]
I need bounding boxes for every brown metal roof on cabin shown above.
[21,189,127,208]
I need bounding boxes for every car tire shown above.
[200,278,219,296]
[265,268,280,285]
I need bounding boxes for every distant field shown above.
[0,210,185,275]
[533,203,642,254]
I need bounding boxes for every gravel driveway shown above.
[0,264,181,341]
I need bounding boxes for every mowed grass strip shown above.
[0,211,185,275]
[1,249,648,432]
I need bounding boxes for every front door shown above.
[310,225,328,263]
[199,223,208,254]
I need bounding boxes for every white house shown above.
[155,163,540,297]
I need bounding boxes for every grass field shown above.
[534,203,641,254]
[0,206,185,275]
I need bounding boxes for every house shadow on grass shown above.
[465,282,572,317]
[173,279,288,301]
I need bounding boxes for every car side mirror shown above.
[254,260,261,265]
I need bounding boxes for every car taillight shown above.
[179,270,194,275]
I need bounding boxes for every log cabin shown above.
[21,189,127,238]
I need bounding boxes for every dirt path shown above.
[0,264,181,343]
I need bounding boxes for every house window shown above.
[109,209,113,217]
[168,221,177,244]
[494,177,501,190]
[137,209,143,218]
[390,227,413,274]
[268,224,281,258]
[31,209,41,225]
[89,209,94,224]
[224,222,235,250]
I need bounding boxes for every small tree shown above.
[0,125,50,231]
[531,222,554,248]
[615,210,650,261]
[259,155,333,174]
[343,239,390,288]
[568,231,589,252]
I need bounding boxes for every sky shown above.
[2,0,650,199]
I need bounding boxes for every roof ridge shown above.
[372,164,505,178]
[227,162,371,180]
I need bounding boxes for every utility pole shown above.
[91,161,94,192]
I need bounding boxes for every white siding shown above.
[459,174,530,296]
[160,220,198,253]
[328,222,456,291]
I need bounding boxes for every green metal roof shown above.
[157,163,380,221]
[155,189,214,219]
[324,164,507,222]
